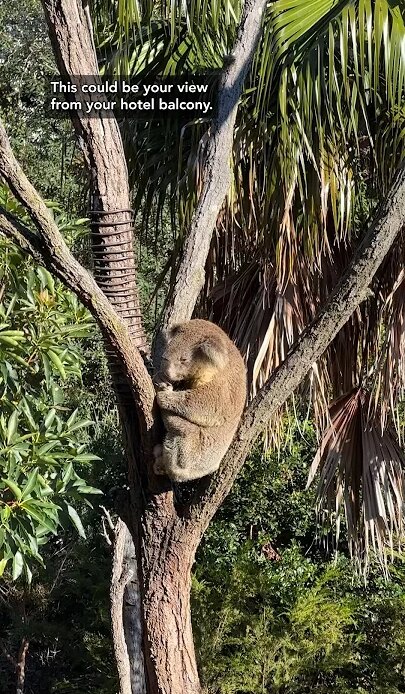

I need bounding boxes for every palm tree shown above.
[0,0,404,692]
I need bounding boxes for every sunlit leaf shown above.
[67,504,86,539]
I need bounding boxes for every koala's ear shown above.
[197,337,228,369]
[166,324,181,340]
[160,324,180,347]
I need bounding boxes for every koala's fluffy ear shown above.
[166,324,181,340]
[197,337,228,369]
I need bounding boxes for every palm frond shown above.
[308,388,405,573]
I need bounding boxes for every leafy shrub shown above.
[0,196,101,581]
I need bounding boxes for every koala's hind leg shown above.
[155,432,205,482]
[153,437,185,477]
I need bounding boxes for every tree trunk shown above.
[41,0,146,349]
[140,511,201,694]
[111,520,135,694]
[143,561,199,694]
[122,526,147,694]
[16,637,29,694]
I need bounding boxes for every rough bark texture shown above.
[111,520,135,694]
[16,637,29,694]
[41,0,146,348]
[122,527,147,694]
[141,515,200,694]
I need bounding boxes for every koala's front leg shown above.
[156,388,218,427]
[156,386,185,416]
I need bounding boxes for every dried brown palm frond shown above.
[307,388,405,573]
[369,233,405,437]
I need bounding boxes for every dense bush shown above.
[193,428,405,694]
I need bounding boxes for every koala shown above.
[153,319,247,482]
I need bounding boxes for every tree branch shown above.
[41,0,147,348]
[189,164,405,531]
[161,0,268,330]
[0,121,155,440]
[111,519,135,694]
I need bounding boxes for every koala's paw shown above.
[156,388,175,410]
[155,381,173,392]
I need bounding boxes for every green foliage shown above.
[198,420,318,576]
[193,552,357,694]
[0,524,117,694]
[192,428,405,694]
[0,0,87,210]
[0,204,101,581]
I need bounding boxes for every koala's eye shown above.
[180,356,190,364]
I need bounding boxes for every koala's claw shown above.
[153,444,166,475]
[155,382,173,392]
[153,444,163,459]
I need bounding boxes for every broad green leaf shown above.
[62,462,74,486]
[44,408,57,429]
[2,478,22,501]
[23,502,58,533]
[73,453,102,463]
[21,468,39,500]
[76,485,103,495]
[47,349,67,379]
[24,563,33,585]
[66,409,78,429]
[12,551,24,580]
[67,419,94,433]
[37,441,59,456]
[7,410,19,444]
[0,558,8,576]
[67,504,86,539]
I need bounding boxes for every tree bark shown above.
[122,525,147,694]
[16,637,29,694]
[41,0,146,349]
[140,504,201,694]
[142,557,199,694]
[111,520,135,694]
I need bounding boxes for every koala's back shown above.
[194,320,246,414]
